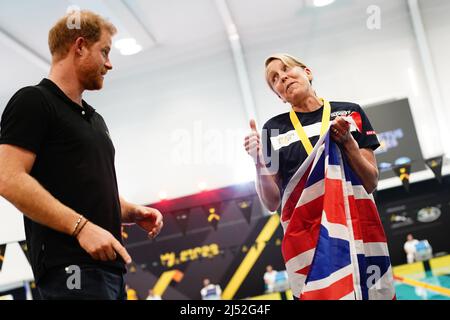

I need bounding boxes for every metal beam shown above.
[65,0,157,49]
[407,0,450,157]
[0,28,50,72]
[103,0,157,47]
[214,0,259,125]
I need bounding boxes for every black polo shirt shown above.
[0,78,125,282]
[262,101,380,198]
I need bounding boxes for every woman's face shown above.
[266,59,313,105]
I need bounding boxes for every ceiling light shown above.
[114,38,142,56]
[313,0,335,7]
[198,182,208,192]
[158,191,168,200]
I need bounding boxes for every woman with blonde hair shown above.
[244,54,395,300]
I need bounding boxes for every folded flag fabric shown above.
[280,130,396,300]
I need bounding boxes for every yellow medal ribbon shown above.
[289,98,331,155]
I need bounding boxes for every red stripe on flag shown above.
[300,274,354,300]
[355,198,387,243]
[296,265,310,276]
[323,178,347,226]
[347,195,362,241]
[282,164,312,223]
[282,195,323,261]
[350,112,363,133]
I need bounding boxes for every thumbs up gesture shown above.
[244,119,263,166]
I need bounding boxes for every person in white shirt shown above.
[200,278,222,300]
[403,234,419,264]
[263,265,278,293]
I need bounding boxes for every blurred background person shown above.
[200,278,222,300]
[263,265,277,293]
[146,288,162,300]
[404,234,419,264]
[126,284,138,300]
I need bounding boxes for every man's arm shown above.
[0,144,82,234]
[119,195,164,238]
[119,196,135,223]
[0,144,131,263]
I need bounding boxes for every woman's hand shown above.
[330,116,355,148]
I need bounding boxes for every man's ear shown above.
[74,37,86,56]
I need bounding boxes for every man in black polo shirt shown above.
[0,10,163,300]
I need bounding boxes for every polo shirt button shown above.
[81,111,85,115]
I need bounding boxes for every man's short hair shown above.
[48,10,117,61]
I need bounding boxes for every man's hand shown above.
[76,221,132,264]
[130,206,164,239]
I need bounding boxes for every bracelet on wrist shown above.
[74,218,89,238]
[71,215,84,237]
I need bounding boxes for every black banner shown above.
[0,244,6,272]
[425,155,444,183]
[393,163,411,191]
[236,198,253,224]
[174,210,191,236]
[203,203,222,231]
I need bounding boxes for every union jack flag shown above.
[281,130,396,300]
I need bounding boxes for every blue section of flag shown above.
[357,254,370,300]
[305,150,325,188]
[357,254,392,300]
[306,225,351,282]
[342,155,363,186]
[327,135,340,166]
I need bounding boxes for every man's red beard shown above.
[82,69,104,90]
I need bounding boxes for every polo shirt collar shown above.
[39,78,96,118]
